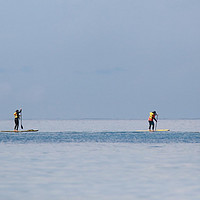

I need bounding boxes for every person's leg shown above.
[149,121,152,131]
[16,119,19,130]
[152,121,155,131]
[149,121,155,131]
[14,119,17,130]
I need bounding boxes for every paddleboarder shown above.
[148,111,157,131]
[14,108,22,131]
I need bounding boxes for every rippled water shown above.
[0,120,200,200]
[0,131,200,144]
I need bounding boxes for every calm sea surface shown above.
[0,120,200,200]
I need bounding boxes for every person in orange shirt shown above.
[14,108,22,131]
[148,111,157,131]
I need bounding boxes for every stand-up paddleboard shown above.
[135,129,170,132]
[0,129,39,133]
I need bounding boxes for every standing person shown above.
[14,108,22,131]
[148,111,157,131]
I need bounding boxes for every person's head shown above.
[16,110,19,113]
[152,111,157,114]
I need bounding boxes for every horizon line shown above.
[1,118,200,120]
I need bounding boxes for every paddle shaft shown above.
[155,114,158,131]
[20,109,23,129]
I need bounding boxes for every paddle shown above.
[155,114,158,131]
[20,109,23,129]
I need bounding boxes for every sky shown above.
[0,0,200,120]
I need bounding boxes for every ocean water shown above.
[0,120,200,200]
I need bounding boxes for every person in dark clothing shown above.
[14,109,22,131]
[148,111,157,131]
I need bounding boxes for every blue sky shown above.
[0,0,200,119]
